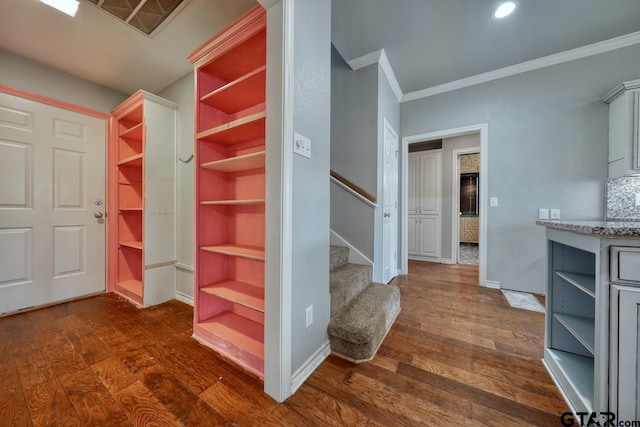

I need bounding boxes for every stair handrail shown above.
[330,170,378,208]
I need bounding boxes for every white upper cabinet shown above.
[603,79,640,178]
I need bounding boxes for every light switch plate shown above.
[550,209,560,220]
[635,193,640,207]
[538,209,549,220]
[294,132,311,159]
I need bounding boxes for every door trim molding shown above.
[451,147,480,264]
[401,123,488,287]
[0,84,110,119]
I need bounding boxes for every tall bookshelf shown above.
[108,91,177,308]
[188,5,267,378]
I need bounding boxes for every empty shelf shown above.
[554,313,595,355]
[200,199,265,206]
[200,66,266,114]
[555,271,596,298]
[197,311,264,361]
[117,153,143,167]
[201,151,265,173]
[116,279,143,297]
[197,112,265,145]
[120,241,143,250]
[119,207,143,212]
[120,122,143,141]
[200,244,265,261]
[545,349,594,412]
[201,280,264,312]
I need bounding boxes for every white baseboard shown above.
[484,280,501,289]
[440,258,455,265]
[408,255,440,263]
[330,230,373,267]
[290,341,330,394]
[175,291,194,306]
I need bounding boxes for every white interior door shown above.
[0,92,107,314]
[418,150,442,259]
[382,121,398,283]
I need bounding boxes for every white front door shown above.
[0,92,107,314]
[382,120,398,283]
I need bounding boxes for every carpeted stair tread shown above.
[330,263,372,317]
[329,283,400,344]
[328,283,401,362]
[330,245,349,271]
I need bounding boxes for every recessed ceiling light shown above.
[493,1,517,19]
[39,0,79,17]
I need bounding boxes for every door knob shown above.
[94,211,104,219]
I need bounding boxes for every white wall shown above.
[158,73,195,303]
[401,43,640,294]
[0,50,126,113]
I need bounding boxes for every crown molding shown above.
[602,78,640,104]
[346,48,382,70]
[346,48,402,102]
[402,30,640,103]
[378,50,403,102]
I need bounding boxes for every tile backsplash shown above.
[606,176,640,219]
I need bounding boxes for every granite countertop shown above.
[536,220,640,237]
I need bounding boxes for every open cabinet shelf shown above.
[200,66,266,114]
[196,111,266,145]
[108,90,177,308]
[189,5,267,379]
[200,151,265,172]
[200,244,265,261]
[544,236,600,414]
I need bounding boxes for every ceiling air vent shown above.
[84,0,190,37]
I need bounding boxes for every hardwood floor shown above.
[0,261,569,426]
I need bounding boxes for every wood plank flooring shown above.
[0,261,569,426]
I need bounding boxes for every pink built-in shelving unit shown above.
[188,5,267,378]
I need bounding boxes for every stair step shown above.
[330,245,349,271]
[330,263,372,317]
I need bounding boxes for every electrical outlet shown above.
[294,132,311,159]
[490,197,498,207]
[538,208,549,220]
[550,209,560,220]
[305,305,313,328]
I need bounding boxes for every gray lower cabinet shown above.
[610,246,640,420]
[544,230,605,414]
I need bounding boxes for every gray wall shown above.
[330,46,378,259]
[158,73,195,300]
[290,0,332,373]
[401,43,640,294]
[331,46,378,195]
[0,50,126,113]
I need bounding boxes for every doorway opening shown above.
[401,124,488,287]
[454,149,480,266]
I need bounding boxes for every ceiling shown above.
[332,0,640,94]
[2,0,640,97]
[0,0,256,95]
